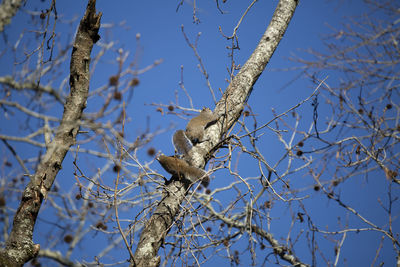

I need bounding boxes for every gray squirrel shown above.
[157,108,217,187]
[157,154,209,187]
[172,130,193,157]
[185,107,218,145]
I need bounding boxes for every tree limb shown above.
[132,0,299,266]
[0,76,65,104]
[38,249,85,267]
[0,0,101,265]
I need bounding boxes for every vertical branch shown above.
[0,0,101,265]
[113,103,135,261]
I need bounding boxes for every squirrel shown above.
[157,154,209,187]
[172,130,193,157]
[156,107,218,187]
[185,107,218,145]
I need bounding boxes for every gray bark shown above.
[132,0,302,266]
[0,0,24,32]
[0,0,101,265]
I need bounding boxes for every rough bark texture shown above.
[132,0,300,266]
[0,0,23,32]
[0,1,101,266]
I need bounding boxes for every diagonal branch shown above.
[203,199,310,267]
[132,1,299,266]
[0,0,101,265]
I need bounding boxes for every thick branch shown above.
[0,0,101,266]
[211,0,299,153]
[132,0,299,266]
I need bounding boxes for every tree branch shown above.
[202,199,310,267]
[0,76,65,104]
[38,249,85,267]
[132,0,299,266]
[0,0,101,265]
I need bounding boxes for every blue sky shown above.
[1,0,397,266]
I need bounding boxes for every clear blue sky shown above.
[1,0,395,266]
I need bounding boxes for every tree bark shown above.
[0,0,101,266]
[132,0,300,266]
[0,0,24,32]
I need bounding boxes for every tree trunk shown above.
[0,0,101,265]
[132,0,300,266]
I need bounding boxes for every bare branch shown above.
[0,76,65,104]
[0,0,101,265]
[132,1,300,266]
